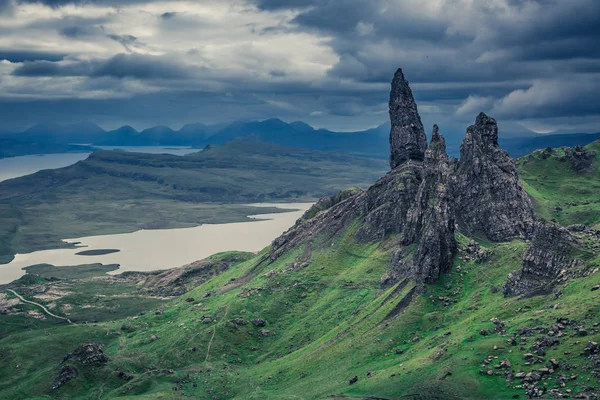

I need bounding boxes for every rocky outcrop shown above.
[503,222,586,297]
[389,68,427,168]
[387,126,456,283]
[561,145,596,173]
[270,69,537,287]
[68,343,109,365]
[455,113,535,241]
[53,365,78,390]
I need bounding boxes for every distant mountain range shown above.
[2,119,391,159]
[1,119,598,160]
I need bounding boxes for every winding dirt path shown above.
[205,304,230,362]
[6,289,72,324]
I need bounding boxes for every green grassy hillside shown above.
[517,141,600,227]
[1,224,599,399]
[0,141,599,399]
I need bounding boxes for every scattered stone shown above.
[349,376,358,385]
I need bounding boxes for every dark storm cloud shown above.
[12,53,194,80]
[0,50,66,62]
[252,0,318,10]
[59,25,104,38]
[0,0,15,14]
[262,0,600,127]
[2,0,600,135]
[17,0,161,6]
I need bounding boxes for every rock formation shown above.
[67,343,109,365]
[389,68,428,168]
[270,69,538,287]
[561,145,596,173]
[388,125,456,283]
[455,113,535,241]
[503,222,586,297]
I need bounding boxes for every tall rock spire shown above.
[389,68,428,169]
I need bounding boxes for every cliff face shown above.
[270,68,536,286]
[455,113,535,241]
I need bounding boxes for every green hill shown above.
[1,72,600,400]
[518,141,600,227]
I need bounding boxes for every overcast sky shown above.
[0,0,599,136]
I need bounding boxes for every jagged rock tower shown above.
[270,68,535,286]
[389,69,428,168]
[456,113,535,241]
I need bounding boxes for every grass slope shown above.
[517,140,600,228]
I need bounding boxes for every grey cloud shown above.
[106,34,148,53]
[0,50,66,62]
[252,0,318,10]
[12,53,194,80]
[60,25,104,38]
[160,12,177,19]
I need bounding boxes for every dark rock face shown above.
[388,126,456,283]
[456,113,535,241]
[389,68,427,169]
[503,222,585,297]
[53,365,78,390]
[561,145,596,173]
[355,164,424,243]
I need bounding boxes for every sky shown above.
[0,0,599,137]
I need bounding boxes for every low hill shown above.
[500,132,600,158]
[0,139,387,264]
[0,138,94,159]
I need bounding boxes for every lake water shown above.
[0,146,196,182]
[0,202,312,284]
